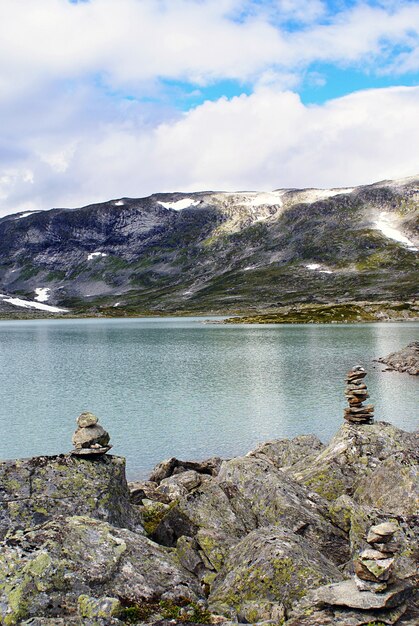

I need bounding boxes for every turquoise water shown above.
[0,318,417,479]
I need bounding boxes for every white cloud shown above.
[0,0,418,98]
[1,85,418,215]
[0,1,418,214]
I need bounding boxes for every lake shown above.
[0,318,417,479]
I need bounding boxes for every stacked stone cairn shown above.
[354,522,399,592]
[344,365,374,424]
[70,411,112,456]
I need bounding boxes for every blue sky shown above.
[0,0,418,214]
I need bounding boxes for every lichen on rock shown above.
[0,515,202,625]
[0,454,141,539]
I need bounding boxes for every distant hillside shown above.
[0,176,418,314]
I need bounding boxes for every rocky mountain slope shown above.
[0,176,418,314]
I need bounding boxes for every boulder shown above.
[153,479,249,548]
[248,434,325,470]
[0,515,203,625]
[77,595,121,621]
[157,470,202,500]
[152,452,349,570]
[149,456,223,483]
[0,455,140,539]
[218,455,349,565]
[128,480,171,505]
[196,528,238,573]
[292,421,415,501]
[354,452,419,516]
[208,527,344,619]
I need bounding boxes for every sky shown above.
[0,0,418,216]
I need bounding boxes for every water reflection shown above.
[0,318,417,479]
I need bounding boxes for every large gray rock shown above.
[292,421,416,501]
[0,515,203,625]
[128,480,171,504]
[248,434,325,469]
[149,456,223,483]
[0,455,141,539]
[217,455,349,565]
[354,452,419,515]
[208,527,344,620]
[154,479,249,548]
[154,454,348,569]
[157,470,203,501]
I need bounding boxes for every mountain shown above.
[0,176,418,314]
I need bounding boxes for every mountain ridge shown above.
[0,176,418,315]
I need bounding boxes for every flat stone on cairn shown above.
[70,411,112,456]
[344,366,374,424]
[354,522,399,593]
[299,520,412,619]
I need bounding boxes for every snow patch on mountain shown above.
[305,263,333,274]
[34,287,50,302]
[158,198,199,210]
[0,294,67,313]
[240,192,285,207]
[218,191,285,208]
[15,211,39,220]
[375,212,418,250]
[114,200,124,206]
[87,252,108,261]
[297,188,354,204]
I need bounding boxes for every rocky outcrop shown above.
[0,454,140,539]
[0,413,417,625]
[0,515,202,625]
[291,421,417,501]
[148,456,223,483]
[376,341,419,375]
[248,433,325,469]
[208,527,344,621]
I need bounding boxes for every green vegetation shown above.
[140,501,173,536]
[18,264,41,280]
[224,301,419,324]
[117,599,212,624]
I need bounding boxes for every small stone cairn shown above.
[70,411,112,456]
[354,522,399,592]
[344,366,374,424]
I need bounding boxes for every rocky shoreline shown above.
[375,342,419,376]
[0,377,418,625]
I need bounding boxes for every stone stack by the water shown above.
[71,411,112,455]
[354,522,399,592]
[344,366,374,424]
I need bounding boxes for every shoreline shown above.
[0,299,418,323]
